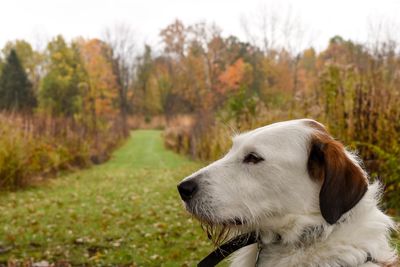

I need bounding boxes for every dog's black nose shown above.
[178,180,198,201]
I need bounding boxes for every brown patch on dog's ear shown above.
[307,129,368,224]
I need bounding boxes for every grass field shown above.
[0,130,214,266]
[0,130,398,266]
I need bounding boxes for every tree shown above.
[78,38,119,123]
[241,4,309,56]
[39,36,86,117]
[134,45,154,114]
[188,22,225,107]
[2,40,44,93]
[159,21,225,113]
[160,19,187,57]
[0,49,36,112]
[103,24,136,136]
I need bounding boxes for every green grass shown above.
[0,130,214,266]
[0,130,398,266]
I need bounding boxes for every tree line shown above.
[1,20,399,212]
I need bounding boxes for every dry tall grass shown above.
[0,113,123,189]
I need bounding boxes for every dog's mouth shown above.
[198,217,247,246]
[196,214,245,227]
[185,204,247,245]
[184,202,246,226]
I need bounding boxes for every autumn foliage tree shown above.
[79,39,119,123]
[39,36,86,117]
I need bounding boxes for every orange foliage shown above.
[218,59,247,94]
[79,39,119,118]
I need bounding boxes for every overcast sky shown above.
[1,0,399,51]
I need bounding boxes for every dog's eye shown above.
[243,152,264,164]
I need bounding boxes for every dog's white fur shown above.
[179,119,398,266]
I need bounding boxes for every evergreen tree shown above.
[2,40,44,93]
[0,49,36,112]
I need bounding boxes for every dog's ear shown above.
[307,132,368,224]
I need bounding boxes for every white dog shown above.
[178,119,398,267]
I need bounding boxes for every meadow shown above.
[0,130,398,267]
[0,131,218,266]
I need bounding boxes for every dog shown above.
[177,119,398,266]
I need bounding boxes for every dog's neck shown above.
[247,183,398,267]
[256,212,332,248]
[259,224,327,248]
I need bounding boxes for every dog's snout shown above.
[178,179,198,201]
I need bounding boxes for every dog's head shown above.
[177,119,368,240]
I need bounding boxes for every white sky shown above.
[1,0,399,52]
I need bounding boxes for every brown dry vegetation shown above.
[0,113,123,189]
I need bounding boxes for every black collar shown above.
[197,232,258,267]
[197,230,378,267]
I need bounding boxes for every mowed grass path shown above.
[0,130,213,266]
